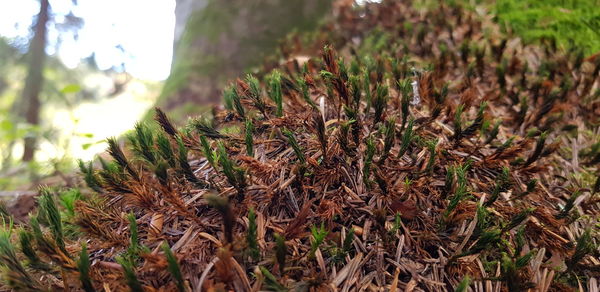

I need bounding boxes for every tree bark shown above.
[173,0,208,57]
[21,0,49,162]
[158,0,332,118]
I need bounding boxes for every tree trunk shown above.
[173,0,208,58]
[158,0,332,119]
[21,0,49,162]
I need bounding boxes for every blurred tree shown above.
[0,0,88,188]
[159,0,332,118]
[173,0,208,55]
[20,0,50,162]
[0,39,22,96]
[7,0,85,165]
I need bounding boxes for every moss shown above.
[494,0,600,55]
[6,1,599,290]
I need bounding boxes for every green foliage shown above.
[3,2,598,289]
[372,84,388,126]
[97,157,130,193]
[59,188,82,219]
[245,119,254,157]
[380,118,395,163]
[398,79,411,129]
[454,228,503,260]
[77,243,95,292]
[484,120,501,144]
[78,159,102,192]
[567,228,596,271]
[223,85,235,110]
[189,117,226,139]
[397,118,414,158]
[116,256,144,292]
[515,250,535,269]
[38,188,66,252]
[348,75,361,108]
[461,102,486,139]
[425,138,438,172]
[332,228,355,263]
[343,105,359,144]
[475,204,490,234]
[58,188,84,239]
[228,86,245,118]
[268,70,283,117]
[154,160,169,185]
[497,136,515,154]
[499,250,535,291]
[259,266,287,291]
[342,228,355,254]
[282,129,305,164]
[444,163,470,222]
[556,190,581,219]
[454,275,470,292]
[245,74,268,114]
[390,213,402,234]
[495,0,600,55]
[338,120,354,156]
[156,133,176,168]
[485,167,511,206]
[107,137,137,179]
[274,233,287,275]
[246,208,260,261]
[514,225,526,255]
[309,223,328,259]
[18,229,45,270]
[362,69,372,114]
[297,77,317,109]
[162,242,185,292]
[313,112,328,162]
[0,203,8,225]
[128,122,157,165]
[124,213,149,263]
[216,141,246,195]
[524,131,547,166]
[363,137,376,186]
[29,215,45,249]
[176,136,202,186]
[0,223,40,290]
[503,207,534,232]
[453,104,464,140]
[200,135,216,168]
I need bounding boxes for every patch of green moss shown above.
[494,0,600,55]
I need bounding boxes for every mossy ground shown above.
[1,1,599,291]
[494,0,600,55]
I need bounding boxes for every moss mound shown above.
[1,1,599,291]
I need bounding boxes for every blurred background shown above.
[0,0,332,190]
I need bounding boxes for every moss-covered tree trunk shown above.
[160,0,332,118]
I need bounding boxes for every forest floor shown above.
[0,1,598,291]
